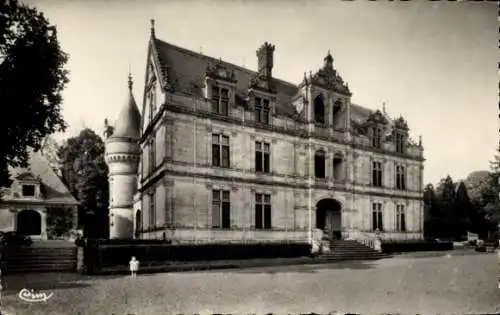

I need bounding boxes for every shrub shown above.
[381,240,453,253]
[82,241,311,273]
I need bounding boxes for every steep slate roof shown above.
[152,36,389,125]
[6,150,78,205]
[154,38,299,118]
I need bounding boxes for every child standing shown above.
[129,256,139,278]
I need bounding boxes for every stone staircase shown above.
[0,241,77,274]
[320,240,389,261]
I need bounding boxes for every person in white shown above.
[129,256,139,278]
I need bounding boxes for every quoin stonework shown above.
[104,20,425,244]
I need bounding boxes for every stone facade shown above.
[110,21,425,244]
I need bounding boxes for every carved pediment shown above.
[394,116,409,131]
[366,110,389,125]
[248,75,276,94]
[310,67,351,95]
[16,172,39,182]
[205,61,237,83]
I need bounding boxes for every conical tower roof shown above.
[111,73,141,139]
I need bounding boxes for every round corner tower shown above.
[104,74,141,239]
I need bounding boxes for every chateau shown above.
[105,21,425,244]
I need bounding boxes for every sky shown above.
[25,0,498,186]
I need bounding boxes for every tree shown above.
[464,170,491,208]
[0,0,68,188]
[58,128,109,238]
[454,181,473,237]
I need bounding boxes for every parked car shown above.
[0,231,33,247]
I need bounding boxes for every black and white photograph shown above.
[0,0,497,314]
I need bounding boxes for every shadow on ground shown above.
[227,261,376,274]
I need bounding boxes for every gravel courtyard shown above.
[0,251,499,315]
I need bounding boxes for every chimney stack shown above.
[256,42,275,79]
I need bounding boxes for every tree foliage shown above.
[0,0,68,188]
[58,128,109,238]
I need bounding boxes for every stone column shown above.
[40,208,48,240]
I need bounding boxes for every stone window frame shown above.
[314,147,327,179]
[255,192,272,230]
[211,188,231,229]
[394,132,406,153]
[211,132,231,168]
[255,139,271,173]
[204,77,236,115]
[210,85,230,116]
[371,126,382,148]
[371,159,383,187]
[395,163,407,191]
[395,203,406,232]
[371,202,384,231]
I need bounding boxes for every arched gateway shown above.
[316,199,342,240]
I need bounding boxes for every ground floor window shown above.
[396,205,406,232]
[372,202,383,231]
[212,190,231,229]
[255,193,272,229]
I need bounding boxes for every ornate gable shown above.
[205,61,237,84]
[366,109,389,126]
[248,74,276,94]
[309,51,351,96]
[393,116,409,131]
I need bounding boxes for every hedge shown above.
[381,240,453,253]
[82,241,311,274]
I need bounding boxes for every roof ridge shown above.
[154,38,298,89]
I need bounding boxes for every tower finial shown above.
[128,69,133,91]
[150,19,155,38]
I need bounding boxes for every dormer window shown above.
[395,133,405,153]
[22,184,35,197]
[255,97,270,124]
[372,127,382,148]
[211,86,229,116]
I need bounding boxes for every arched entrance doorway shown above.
[316,199,342,240]
[17,210,42,236]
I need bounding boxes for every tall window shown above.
[396,165,406,190]
[372,202,383,231]
[372,161,383,187]
[314,149,326,179]
[314,96,325,124]
[396,204,406,232]
[255,97,271,124]
[395,133,405,153]
[255,193,272,229]
[333,156,343,181]
[332,101,342,127]
[148,190,156,228]
[212,190,231,229]
[212,134,230,168]
[372,127,382,148]
[149,137,156,173]
[211,86,229,116]
[255,141,270,173]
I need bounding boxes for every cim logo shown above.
[18,288,53,302]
